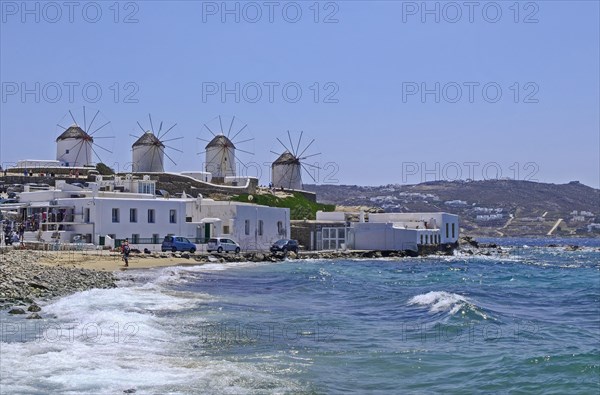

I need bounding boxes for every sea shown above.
[1,237,599,394]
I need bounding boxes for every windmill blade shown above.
[68,110,78,126]
[234,137,254,145]
[227,116,235,138]
[270,150,282,156]
[230,124,247,141]
[295,131,304,157]
[130,133,141,139]
[87,110,100,132]
[92,136,115,139]
[218,115,223,135]
[276,137,292,153]
[92,141,113,154]
[158,121,163,135]
[235,148,254,155]
[296,138,316,159]
[89,144,104,164]
[164,144,183,153]
[287,131,296,156]
[163,149,177,166]
[301,162,321,169]
[203,123,217,137]
[159,123,177,140]
[57,123,68,130]
[149,114,155,134]
[300,152,322,160]
[137,121,146,134]
[90,121,111,135]
[300,163,317,182]
[234,157,249,170]
[161,136,183,143]
[196,137,212,143]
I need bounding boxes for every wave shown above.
[407,291,494,321]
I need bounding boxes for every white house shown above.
[312,211,459,252]
[8,175,290,251]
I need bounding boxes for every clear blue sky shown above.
[1,1,598,188]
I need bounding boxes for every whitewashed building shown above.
[8,175,290,251]
[312,211,459,252]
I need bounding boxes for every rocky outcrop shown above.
[0,250,116,311]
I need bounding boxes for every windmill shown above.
[271,131,321,190]
[197,115,254,179]
[55,106,114,167]
[130,114,182,172]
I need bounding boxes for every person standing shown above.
[122,238,131,267]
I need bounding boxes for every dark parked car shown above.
[270,239,299,253]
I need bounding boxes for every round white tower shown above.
[56,125,93,167]
[272,151,302,190]
[132,131,165,172]
[205,135,236,178]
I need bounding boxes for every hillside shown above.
[304,180,600,237]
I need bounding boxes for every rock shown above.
[28,282,49,290]
[27,303,41,312]
[123,389,137,394]
[181,253,190,259]
[27,313,42,319]
[287,251,297,259]
[8,308,26,314]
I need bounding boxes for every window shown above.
[152,234,160,244]
[321,227,346,250]
[112,208,119,223]
[245,220,250,235]
[425,234,429,244]
[452,223,455,239]
[131,234,139,244]
[186,216,192,223]
[148,209,155,223]
[277,221,284,235]
[65,149,69,154]
[258,220,263,236]
[420,234,423,245]
[223,225,230,234]
[446,223,449,239]
[130,208,137,223]
[169,209,177,223]
[84,208,90,223]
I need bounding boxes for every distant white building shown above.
[314,211,459,252]
[5,175,289,251]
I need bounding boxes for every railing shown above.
[115,237,210,247]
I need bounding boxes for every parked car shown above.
[161,235,196,253]
[207,237,241,253]
[270,239,299,253]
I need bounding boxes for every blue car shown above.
[161,235,196,253]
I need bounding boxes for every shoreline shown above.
[3,238,596,317]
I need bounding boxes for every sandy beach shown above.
[31,250,206,272]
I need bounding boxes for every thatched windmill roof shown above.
[56,125,92,142]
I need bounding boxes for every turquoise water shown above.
[1,238,599,394]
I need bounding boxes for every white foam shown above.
[0,270,297,394]
[407,291,469,315]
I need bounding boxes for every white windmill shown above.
[197,115,254,180]
[271,131,321,190]
[55,107,114,167]
[130,114,182,173]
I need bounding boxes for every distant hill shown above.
[305,180,600,237]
